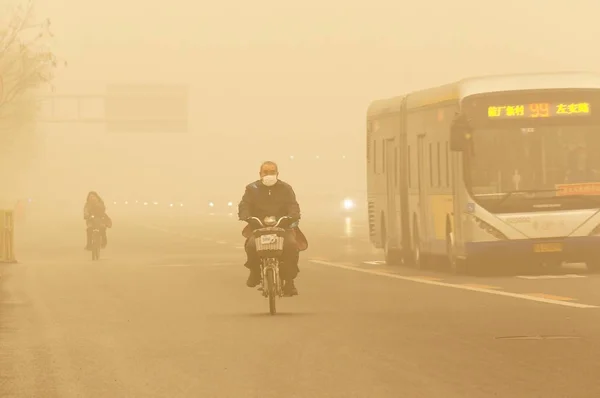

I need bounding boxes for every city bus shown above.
[366,72,600,273]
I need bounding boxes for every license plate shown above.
[260,234,277,244]
[533,243,563,253]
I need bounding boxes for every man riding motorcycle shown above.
[84,191,111,250]
[238,161,306,296]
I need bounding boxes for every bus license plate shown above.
[533,243,563,253]
[260,234,277,244]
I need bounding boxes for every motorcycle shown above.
[247,215,293,315]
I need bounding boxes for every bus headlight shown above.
[472,216,508,240]
[588,223,600,236]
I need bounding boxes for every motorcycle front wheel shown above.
[266,268,276,315]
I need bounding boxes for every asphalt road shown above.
[2,214,600,397]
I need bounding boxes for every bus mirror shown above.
[449,116,471,152]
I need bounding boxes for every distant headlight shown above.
[342,198,355,210]
[209,202,214,207]
[227,201,233,207]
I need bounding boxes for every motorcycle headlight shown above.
[342,198,355,210]
[264,216,276,226]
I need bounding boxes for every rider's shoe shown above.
[246,269,261,287]
[283,279,298,296]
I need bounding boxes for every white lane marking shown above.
[234,246,245,249]
[156,264,192,267]
[517,274,587,280]
[363,260,386,265]
[309,259,598,309]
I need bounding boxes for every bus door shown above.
[385,138,399,248]
[416,133,429,246]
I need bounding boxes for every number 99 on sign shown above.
[529,103,549,118]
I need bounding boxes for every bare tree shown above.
[0,0,65,204]
[0,0,65,122]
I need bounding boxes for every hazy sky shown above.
[36,0,600,138]
[7,0,600,202]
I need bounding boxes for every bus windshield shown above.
[467,125,600,212]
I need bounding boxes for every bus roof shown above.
[367,71,600,118]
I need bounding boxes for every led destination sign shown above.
[487,102,591,119]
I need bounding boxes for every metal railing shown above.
[0,210,15,262]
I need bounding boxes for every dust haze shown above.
[4,0,600,222]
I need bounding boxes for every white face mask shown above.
[262,175,278,187]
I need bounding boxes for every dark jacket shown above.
[84,201,106,219]
[84,200,113,228]
[238,179,301,221]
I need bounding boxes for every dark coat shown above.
[238,179,307,251]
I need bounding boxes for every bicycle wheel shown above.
[91,231,100,261]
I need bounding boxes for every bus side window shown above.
[382,139,386,174]
[373,139,377,174]
[445,141,450,187]
[366,126,371,163]
[408,145,412,188]
[437,141,441,187]
[395,146,398,187]
[429,142,433,187]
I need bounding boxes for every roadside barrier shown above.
[0,210,16,263]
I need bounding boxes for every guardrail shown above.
[0,210,16,263]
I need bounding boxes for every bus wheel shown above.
[413,225,425,270]
[384,242,403,266]
[447,230,467,274]
[382,224,403,266]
